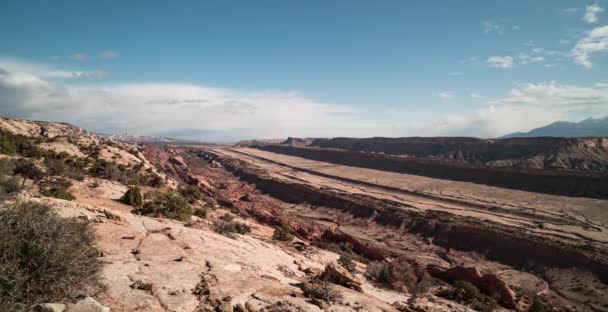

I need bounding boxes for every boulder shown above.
[427,265,516,309]
[32,303,66,312]
[319,263,363,292]
[66,297,110,312]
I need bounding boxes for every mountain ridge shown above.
[502,116,608,138]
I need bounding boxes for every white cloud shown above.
[483,21,504,35]
[470,93,481,98]
[71,53,87,61]
[0,57,108,79]
[572,25,608,68]
[487,56,514,68]
[583,3,604,24]
[99,50,118,59]
[438,92,452,99]
[1,59,607,140]
[517,53,545,64]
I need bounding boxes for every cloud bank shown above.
[1,59,607,140]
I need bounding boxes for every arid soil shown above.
[175,146,608,312]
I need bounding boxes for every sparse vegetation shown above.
[338,254,356,272]
[529,297,550,312]
[261,301,306,312]
[0,130,42,157]
[273,223,295,242]
[13,160,46,186]
[439,280,497,312]
[180,185,202,203]
[0,202,102,310]
[193,208,207,219]
[135,191,192,221]
[42,186,76,201]
[121,186,143,207]
[301,280,343,303]
[365,259,432,293]
[213,220,252,237]
[0,158,15,176]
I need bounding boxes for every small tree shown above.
[180,185,202,203]
[121,186,143,207]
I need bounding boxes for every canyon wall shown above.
[256,145,608,199]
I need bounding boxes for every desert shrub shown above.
[529,297,550,312]
[0,202,102,310]
[121,186,143,207]
[135,191,192,221]
[441,281,497,312]
[0,176,20,195]
[314,241,368,264]
[44,157,86,181]
[338,254,356,273]
[0,135,16,155]
[261,301,305,312]
[0,131,42,157]
[273,223,295,242]
[146,173,164,187]
[0,158,15,176]
[180,185,202,203]
[365,260,431,293]
[301,280,342,303]
[13,160,46,185]
[220,213,235,222]
[213,220,251,237]
[42,186,76,201]
[193,208,207,219]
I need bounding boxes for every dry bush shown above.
[439,280,497,312]
[365,260,432,293]
[213,220,252,237]
[261,300,305,312]
[301,280,343,303]
[0,202,102,311]
[273,223,295,242]
[135,191,192,221]
[338,254,356,273]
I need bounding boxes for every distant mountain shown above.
[501,117,608,138]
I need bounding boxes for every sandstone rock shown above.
[427,265,516,309]
[67,297,110,312]
[319,263,363,292]
[32,303,66,312]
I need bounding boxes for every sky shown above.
[1,0,608,141]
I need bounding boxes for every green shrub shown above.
[0,131,41,157]
[365,260,431,293]
[261,300,305,312]
[193,208,207,219]
[121,186,143,207]
[180,185,202,203]
[338,254,356,273]
[442,280,497,312]
[42,186,76,201]
[273,223,295,242]
[0,176,20,195]
[135,191,192,221]
[0,135,16,155]
[0,158,15,176]
[0,202,102,310]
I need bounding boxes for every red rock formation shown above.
[322,228,386,261]
[427,265,517,309]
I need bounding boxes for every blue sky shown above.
[1,1,607,141]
